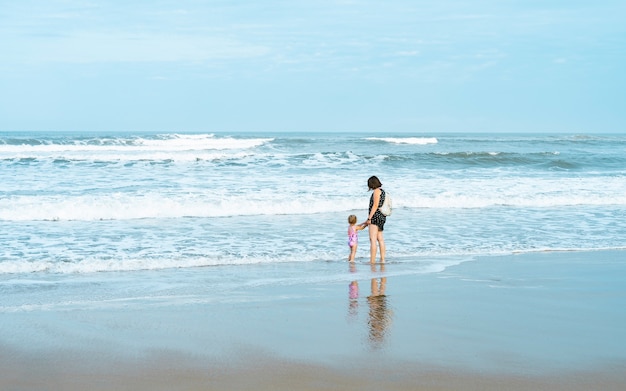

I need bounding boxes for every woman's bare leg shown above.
[369,224,379,263]
[377,231,385,263]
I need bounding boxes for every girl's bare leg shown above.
[349,245,357,262]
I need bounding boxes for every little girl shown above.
[347,215,366,262]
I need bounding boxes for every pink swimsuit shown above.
[348,226,358,247]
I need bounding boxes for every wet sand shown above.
[2,348,625,391]
[2,250,626,390]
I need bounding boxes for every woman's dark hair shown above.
[367,176,382,190]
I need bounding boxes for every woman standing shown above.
[363,176,386,263]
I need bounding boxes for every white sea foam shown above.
[2,176,625,222]
[0,193,362,221]
[0,251,329,275]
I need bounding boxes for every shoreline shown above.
[2,250,626,390]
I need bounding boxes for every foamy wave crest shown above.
[366,137,438,145]
[140,134,272,150]
[400,191,626,209]
[0,134,273,161]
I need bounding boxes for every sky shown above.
[0,0,624,133]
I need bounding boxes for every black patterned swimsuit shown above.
[369,189,386,231]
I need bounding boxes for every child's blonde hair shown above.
[348,215,357,224]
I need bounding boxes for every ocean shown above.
[1,131,626,312]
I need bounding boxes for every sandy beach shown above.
[2,250,626,390]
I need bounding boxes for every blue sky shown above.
[0,1,624,133]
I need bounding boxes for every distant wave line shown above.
[365,137,438,145]
[0,134,274,153]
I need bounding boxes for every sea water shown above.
[1,132,626,312]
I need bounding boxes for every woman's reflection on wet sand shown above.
[348,262,393,349]
[367,263,392,349]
